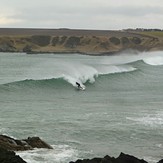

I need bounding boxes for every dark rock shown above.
[65,36,80,48]
[23,45,32,52]
[116,153,148,163]
[70,153,148,163]
[52,36,67,46]
[157,159,163,163]
[121,37,130,45]
[31,35,51,46]
[131,37,142,44]
[0,42,16,52]
[52,36,59,46]
[24,136,53,149]
[109,37,120,45]
[99,41,110,49]
[0,147,27,163]
[0,135,31,151]
[0,135,53,151]
[70,157,114,163]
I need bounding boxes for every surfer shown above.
[76,82,85,90]
[76,82,81,88]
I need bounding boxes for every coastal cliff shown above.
[0,28,163,54]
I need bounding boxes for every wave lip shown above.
[0,64,137,90]
[97,65,137,75]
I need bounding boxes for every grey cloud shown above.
[15,4,163,26]
[1,0,163,29]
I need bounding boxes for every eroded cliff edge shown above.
[0,28,163,55]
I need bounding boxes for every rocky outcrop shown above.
[0,134,163,163]
[30,35,51,46]
[22,45,32,52]
[0,39,16,52]
[0,135,53,151]
[65,36,81,48]
[157,159,163,163]
[0,147,27,163]
[109,37,121,45]
[70,153,148,163]
[24,136,53,149]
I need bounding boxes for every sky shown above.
[0,0,163,30]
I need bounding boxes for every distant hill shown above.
[0,28,163,55]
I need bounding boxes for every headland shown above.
[0,28,163,55]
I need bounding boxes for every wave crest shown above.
[1,64,137,89]
[143,56,163,66]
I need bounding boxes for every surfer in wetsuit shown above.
[76,82,81,88]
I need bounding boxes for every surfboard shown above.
[77,86,85,91]
[79,86,85,90]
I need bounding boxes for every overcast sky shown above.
[0,0,163,30]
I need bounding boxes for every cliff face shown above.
[0,28,163,54]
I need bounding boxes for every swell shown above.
[0,78,71,91]
[1,57,163,91]
[0,68,137,91]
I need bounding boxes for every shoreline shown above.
[1,135,163,163]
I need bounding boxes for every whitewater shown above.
[0,51,163,163]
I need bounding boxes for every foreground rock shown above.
[70,153,148,163]
[1,135,163,163]
[0,135,53,151]
[0,147,27,163]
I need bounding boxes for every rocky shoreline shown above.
[0,135,53,151]
[0,135,53,163]
[0,135,163,163]
[0,28,163,55]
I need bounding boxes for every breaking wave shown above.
[0,64,136,90]
[143,56,163,66]
[17,144,78,163]
[0,51,163,90]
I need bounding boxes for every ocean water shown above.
[0,51,163,163]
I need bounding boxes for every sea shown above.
[0,51,163,163]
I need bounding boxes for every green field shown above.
[141,31,163,37]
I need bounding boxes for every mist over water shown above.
[0,51,163,163]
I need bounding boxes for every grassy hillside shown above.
[140,31,163,38]
[0,28,163,55]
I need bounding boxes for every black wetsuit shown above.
[76,82,80,88]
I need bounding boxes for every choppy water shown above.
[0,51,163,163]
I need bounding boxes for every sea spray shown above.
[17,145,78,163]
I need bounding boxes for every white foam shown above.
[100,51,163,67]
[17,145,78,163]
[155,144,162,148]
[143,56,163,66]
[143,156,157,163]
[61,63,98,87]
[126,116,163,127]
[97,65,137,75]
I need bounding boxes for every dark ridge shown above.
[0,28,146,37]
